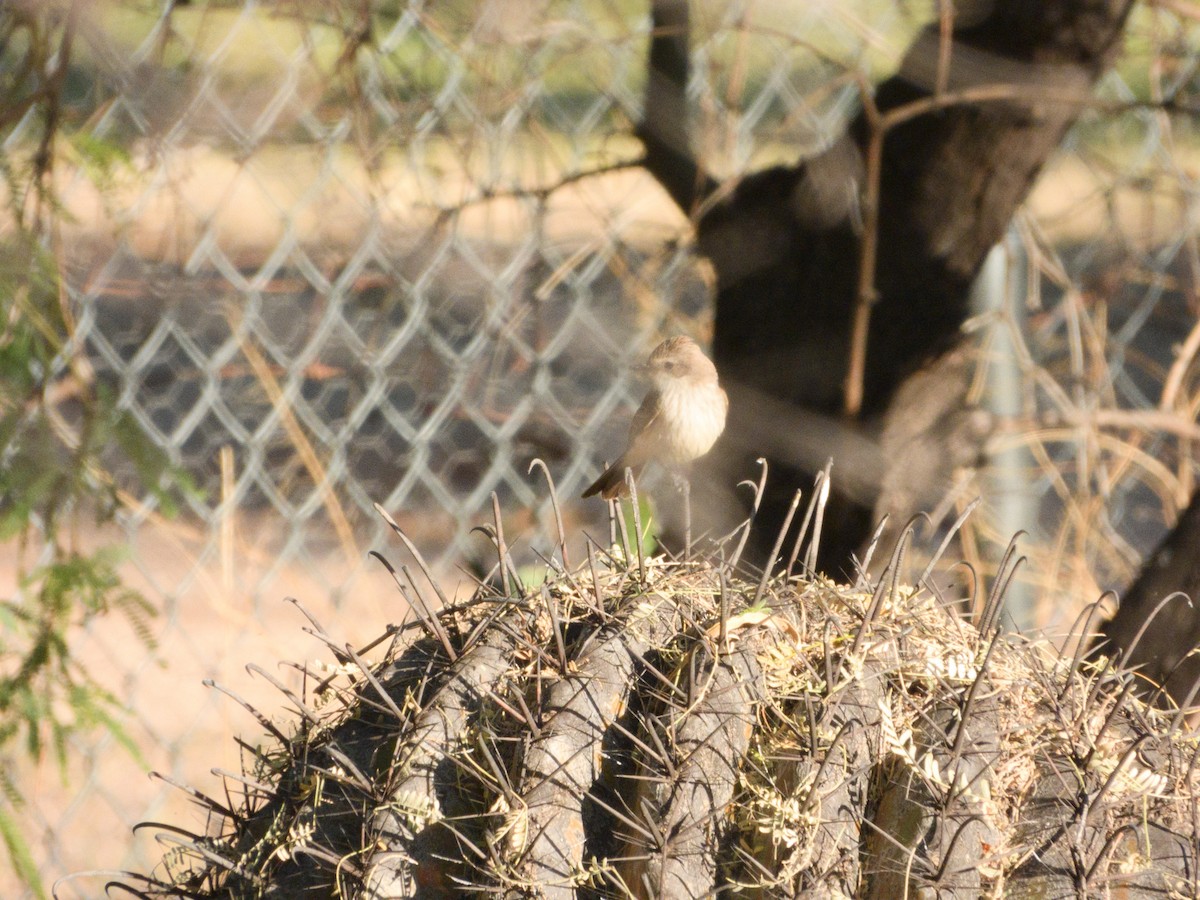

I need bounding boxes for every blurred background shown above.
[2,0,1199,895]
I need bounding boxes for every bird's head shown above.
[639,336,718,390]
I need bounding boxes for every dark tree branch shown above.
[637,0,715,214]
[1098,492,1200,706]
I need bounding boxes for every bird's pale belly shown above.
[655,385,727,466]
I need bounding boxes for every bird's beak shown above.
[632,361,652,377]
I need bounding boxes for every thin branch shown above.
[844,74,883,417]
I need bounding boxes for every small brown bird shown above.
[582,336,728,500]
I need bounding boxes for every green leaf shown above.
[619,493,659,558]
[514,565,543,590]
[75,688,149,769]
[0,788,46,899]
[67,132,132,183]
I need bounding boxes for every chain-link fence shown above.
[4,0,1200,894]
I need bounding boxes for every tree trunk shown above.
[1098,489,1200,706]
[639,0,1134,572]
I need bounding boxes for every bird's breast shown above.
[657,382,727,465]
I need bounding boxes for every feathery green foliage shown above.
[0,2,194,893]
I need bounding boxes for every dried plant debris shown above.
[114,508,1200,900]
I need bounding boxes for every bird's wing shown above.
[624,387,662,465]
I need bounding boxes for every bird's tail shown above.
[581,458,643,500]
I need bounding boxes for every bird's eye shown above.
[663,361,674,371]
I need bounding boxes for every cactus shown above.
[115,485,1200,899]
